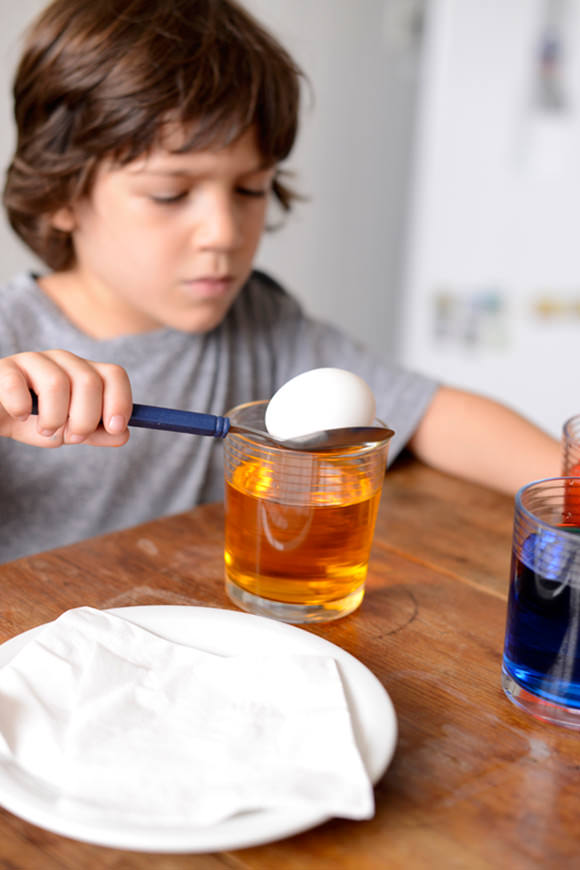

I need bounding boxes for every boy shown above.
[0,0,559,562]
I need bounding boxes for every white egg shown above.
[265,367,376,441]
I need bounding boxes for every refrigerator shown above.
[397,0,580,438]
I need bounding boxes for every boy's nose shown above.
[193,193,240,251]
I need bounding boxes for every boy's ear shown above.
[50,207,76,232]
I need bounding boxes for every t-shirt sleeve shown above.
[244,271,439,464]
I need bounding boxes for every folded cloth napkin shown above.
[0,607,373,827]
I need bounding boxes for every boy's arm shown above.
[407,385,562,495]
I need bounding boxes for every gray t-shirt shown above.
[0,270,437,562]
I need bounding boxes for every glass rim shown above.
[225,399,393,457]
[563,414,580,441]
[515,476,580,540]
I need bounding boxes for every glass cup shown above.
[562,414,580,476]
[502,477,580,728]
[223,400,393,623]
[561,415,580,524]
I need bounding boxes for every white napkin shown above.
[0,607,373,827]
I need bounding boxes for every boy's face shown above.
[54,126,275,336]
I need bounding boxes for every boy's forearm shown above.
[407,386,562,495]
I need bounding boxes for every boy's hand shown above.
[0,350,132,447]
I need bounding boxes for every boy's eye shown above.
[150,192,188,205]
[236,186,268,198]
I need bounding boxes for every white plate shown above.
[0,605,397,853]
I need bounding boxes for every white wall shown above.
[0,1,423,360]
[243,0,424,360]
[398,0,580,436]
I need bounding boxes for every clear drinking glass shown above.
[562,414,580,476]
[502,477,580,728]
[223,400,393,624]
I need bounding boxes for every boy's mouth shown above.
[181,275,235,298]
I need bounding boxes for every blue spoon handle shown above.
[28,391,231,439]
[129,403,230,437]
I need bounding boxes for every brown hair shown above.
[3,0,302,270]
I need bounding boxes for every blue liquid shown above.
[503,528,580,708]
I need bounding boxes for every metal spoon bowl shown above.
[243,424,395,452]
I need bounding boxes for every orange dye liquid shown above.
[225,458,381,612]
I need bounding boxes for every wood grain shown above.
[0,456,576,869]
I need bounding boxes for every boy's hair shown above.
[3,0,302,270]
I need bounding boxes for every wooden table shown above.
[1,454,578,869]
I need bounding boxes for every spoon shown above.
[28,391,394,451]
